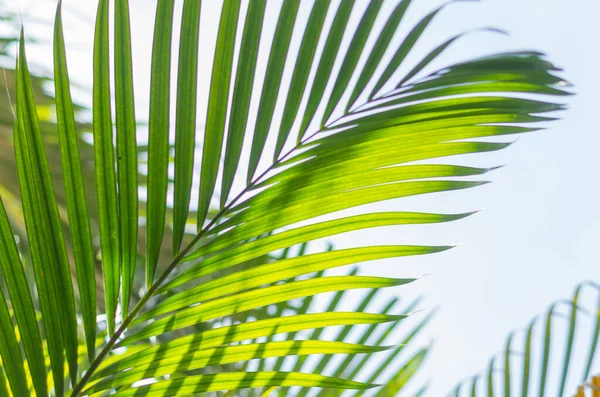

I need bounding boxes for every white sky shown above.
[4,0,599,395]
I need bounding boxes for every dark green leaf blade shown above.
[16,30,79,391]
[321,0,385,127]
[221,0,267,207]
[115,0,139,315]
[93,0,120,335]
[173,0,201,254]
[247,0,300,184]
[273,0,333,160]
[345,0,412,112]
[146,0,175,287]
[15,35,67,397]
[297,0,355,141]
[368,4,447,100]
[198,0,241,225]
[54,0,97,360]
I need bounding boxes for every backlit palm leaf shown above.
[0,0,567,395]
[0,2,210,315]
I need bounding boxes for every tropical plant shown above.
[0,0,568,395]
[0,0,215,313]
[448,281,600,397]
[235,248,435,397]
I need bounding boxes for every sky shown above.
[4,0,600,395]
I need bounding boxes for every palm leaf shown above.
[267,272,432,397]
[198,0,240,226]
[146,0,175,288]
[92,0,120,335]
[173,0,201,254]
[114,0,139,315]
[2,0,568,395]
[16,29,79,394]
[53,1,97,361]
[0,2,200,316]
[449,281,600,397]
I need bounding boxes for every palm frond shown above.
[449,281,600,397]
[0,0,569,395]
[0,0,207,317]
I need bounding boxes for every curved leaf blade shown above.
[126,276,412,343]
[145,245,441,324]
[221,0,267,207]
[0,190,46,396]
[247,0,300,183]
[54,0,97,360]
[297,0,355,140]
[111,312,403,365]
[173,0,201,254]
[103,372,375,397]
[198,0,241,225]
[86,341,387,394]
[16,30,78,392]
[93,0,120,334]
[273,0,333,160]
[322,0,385,126]
[146,0,175,287]
[114,0,139,315]
[345,0,412,112]
[369,3,446,100]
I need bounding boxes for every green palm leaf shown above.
[449,281,600,397]
[172,0,201,254]
[146,0,175,287]
[15,30,79,394]
[53,1,97,361]
[114,0,139,315]
[199,0,241,226]
[1,0,568,395]
[93,0,120,335]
